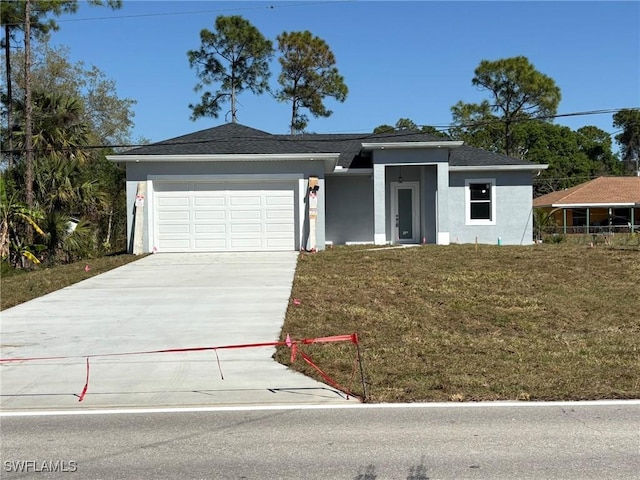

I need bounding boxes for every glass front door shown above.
[392,182,419,243]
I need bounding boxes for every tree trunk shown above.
[4,24,13,169]
[504,118,511,157]
[230,75,237,123]
[24,0,34,211]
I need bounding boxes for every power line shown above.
[1,106,637,156]
[317,108,639,136]
[1,1,354,28]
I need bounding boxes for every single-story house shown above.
[533,176,640,234]
[107,123,547,253]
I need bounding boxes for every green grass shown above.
[1,254,141,310]
[276,244,640,402]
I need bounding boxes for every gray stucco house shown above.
[108,123,547,253]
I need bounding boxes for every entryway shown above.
[391,182,420,243]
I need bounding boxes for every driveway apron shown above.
[0,253,355,410]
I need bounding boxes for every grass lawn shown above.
[1,254,141,310]
[276,243,640,403]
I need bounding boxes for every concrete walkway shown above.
[0,253,356,411]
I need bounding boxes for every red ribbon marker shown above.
[1,333,363,402]
[78,357,90,402]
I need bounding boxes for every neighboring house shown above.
[533,176,640,234]
[107,123,547,253]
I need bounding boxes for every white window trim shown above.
[465,178,496,226]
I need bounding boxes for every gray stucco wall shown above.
[372,148,450,165]
[124,160,327,252]
[421,165,438,243]
[448,170,534,245]
[325,174,374,244]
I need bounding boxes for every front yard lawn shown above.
[277,244,640,402]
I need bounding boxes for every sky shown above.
[43,0,640,145]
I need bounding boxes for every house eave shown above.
[106,153,341,173]
[548,202,639,208]
[361,141,463,150]
[449,164,549,172]
[328,167,373,175]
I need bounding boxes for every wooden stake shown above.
[355,334,368,402]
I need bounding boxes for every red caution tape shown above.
[0,333,362,402]
[77,358,90,402]
[298,351,356,400]
[301,333,358,345]
[0,334,359,363]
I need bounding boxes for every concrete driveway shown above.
[0,253,356,410]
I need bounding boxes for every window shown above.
[465,179,496,225]
[572,209,587,227]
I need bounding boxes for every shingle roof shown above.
[533,177,640,207]
[121,122,537,168]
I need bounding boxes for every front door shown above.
[391,182,419,243]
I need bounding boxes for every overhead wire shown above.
[1,2,636,155]
[1,1,355,28]
[1,107,638,156]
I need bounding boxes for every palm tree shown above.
[10,91,108,263]
[0,175,45,266]
[13,91,91,163]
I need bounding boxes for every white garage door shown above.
[154,181,296,252]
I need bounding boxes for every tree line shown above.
[374,56,639,196]
[1,0,133,269]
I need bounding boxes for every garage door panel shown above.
[195,224,226,234]
[230,238,263,249]
[155,181,295,252]
[266,209,293,219]
[158,210,190,221]
[195,238,228,249]
[230,195,261,206]
[158,223,191,234]
[230,210,262,220]
[194,196,226,207]
[266,223,294,233]
[161,238,192,250]
[266,195,293,206]
[194,210,226,221]
[157,196,189,207]
[231,224,262,234]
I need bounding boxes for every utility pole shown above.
[24,0,34,210]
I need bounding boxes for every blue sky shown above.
[47,1,640,144]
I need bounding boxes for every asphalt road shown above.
[2,402,638,479]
